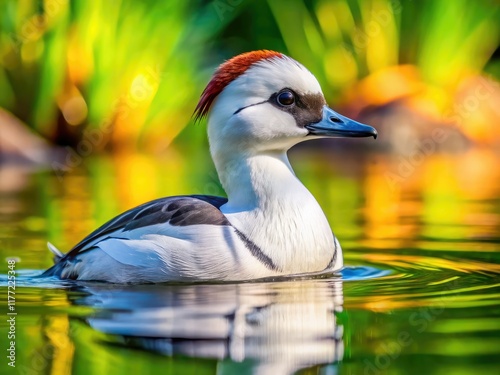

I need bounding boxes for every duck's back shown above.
[42,195,280,283]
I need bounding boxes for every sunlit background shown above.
[1,0,500,150]
[1,1,500,374]
[1,0,499,260]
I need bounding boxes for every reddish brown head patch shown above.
[193,50,284,121]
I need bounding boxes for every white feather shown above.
[65,223,279,282]
[47,242,64,259]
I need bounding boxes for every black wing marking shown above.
[124,196,230,230]
[64,195,229,257]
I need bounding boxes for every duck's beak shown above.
[305,106,377,139]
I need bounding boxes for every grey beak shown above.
[305,106,377,139]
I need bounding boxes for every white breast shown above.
[221,153,340,274]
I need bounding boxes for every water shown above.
[1,145,499,375]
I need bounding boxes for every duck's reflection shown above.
[71,278,344,374]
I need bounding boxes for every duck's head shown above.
[194,50,377,156]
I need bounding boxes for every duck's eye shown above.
[277,90,295,106]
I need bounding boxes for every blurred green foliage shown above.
[0,0,499,150]
[0,0,239,149]
[266,0,500,94]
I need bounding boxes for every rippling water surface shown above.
[0,147,499,375]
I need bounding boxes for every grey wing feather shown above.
[56,195,228,260]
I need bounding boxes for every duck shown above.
[42,50,377,283]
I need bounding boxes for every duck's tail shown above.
[37,242,67,278]
[47,242,65,263]
[35,242,65,277]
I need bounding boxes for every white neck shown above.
[212,148,340,273]
[217,151,296,212]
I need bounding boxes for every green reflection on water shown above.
[0,145,499,375]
